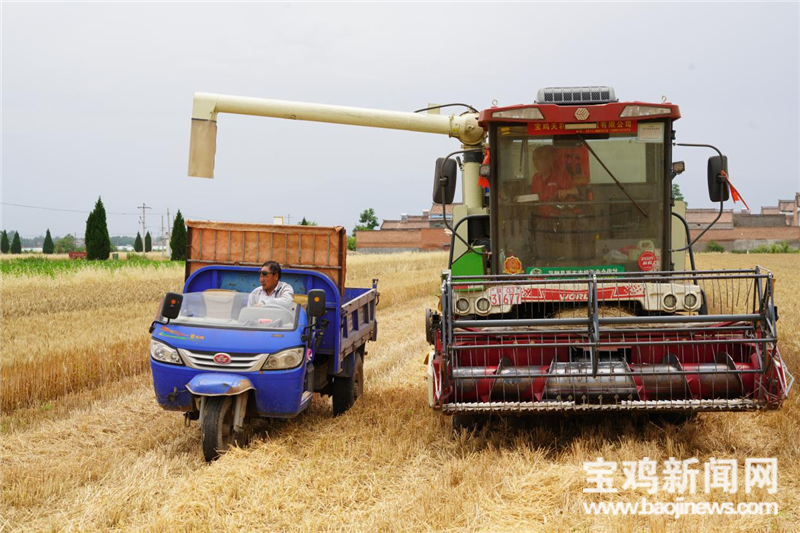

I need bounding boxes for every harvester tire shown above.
[333,351,363,416]
[201,396,234,461]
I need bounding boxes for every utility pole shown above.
[160,215,165,258]
[285,214,292,225]
[166,208,171,258]
[138,203,151,251]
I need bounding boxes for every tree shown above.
[672,183,686,204]
[43,229,55,254]
[145,231,152,252]
[55,234,79,253]
[10,232,22,254]
[1,230,8,254]
[299,217,318,226]
[353,208,379,233]
[347,235,357,251]
[170,210,187,261]
[85,197,112,260]
[134,232,143,252]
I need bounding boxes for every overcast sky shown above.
[3,2,799,239]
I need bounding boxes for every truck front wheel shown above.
[201,396,234,461]
[332,351,363,416]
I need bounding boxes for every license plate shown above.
[488,286,521,306]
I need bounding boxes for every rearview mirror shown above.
[307,289,326,318]
[432,157,458,204]
[707,155,730,202]
[161,292,183,320]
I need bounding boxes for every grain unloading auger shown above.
[188,86,793,428]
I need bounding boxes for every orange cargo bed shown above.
[185,220,347,294]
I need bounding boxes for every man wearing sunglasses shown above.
[248,260,295,309]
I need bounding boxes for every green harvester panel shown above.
[451,246,486,292]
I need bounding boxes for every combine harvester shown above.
[187,86,792,428]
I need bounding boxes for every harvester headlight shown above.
[455,298,471,314]
[663,294,678,310]
[262,347,304,370]
[150,339,183,365]
[684,293,698,309]
[619,105,672,118]
[475,297,491,314]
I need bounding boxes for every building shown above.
[358,193,800,254]
[686,193,800,251]
[356,204,457,253]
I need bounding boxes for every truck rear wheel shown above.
[333,351,363,416]
[201,396,234,461]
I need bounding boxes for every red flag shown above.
[721,170,750,210]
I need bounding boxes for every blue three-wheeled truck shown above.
[149,221,378,460]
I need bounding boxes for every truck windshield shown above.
[170,291,298,330]
[494,123,666,274]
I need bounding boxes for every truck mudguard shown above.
[186,373,255,396]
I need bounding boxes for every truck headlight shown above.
[150,339,183,365]
[262,347,304,370]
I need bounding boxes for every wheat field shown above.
[1,253,798,531]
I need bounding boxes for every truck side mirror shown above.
[161,292,183,320]
[307,289,326,318]
[707,155,730,202]
[432,157,458,204]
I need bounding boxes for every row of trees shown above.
[83,198,187,260]
[133,232,153,253]
[1,230,100,255]
[4,203,374,257]
[1,231,22,254]
[2,198,188,260]
[1,229,59,254]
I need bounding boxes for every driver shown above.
[529,145,583,262]
[530,145,578,203]
[248,260,294,309]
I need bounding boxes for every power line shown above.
[1,202,168,215]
